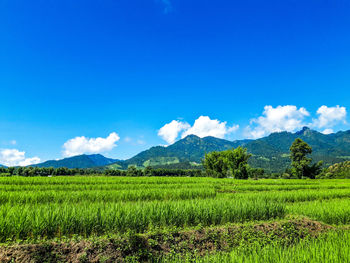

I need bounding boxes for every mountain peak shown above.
[183,134,200,139]
[176,134,201,143]
[295,126,312,135]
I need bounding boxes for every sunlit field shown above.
[0,176,349,262]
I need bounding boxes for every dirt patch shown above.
[0,218,333,263]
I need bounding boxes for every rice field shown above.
[0,176,349,262]
[175,231,350,263]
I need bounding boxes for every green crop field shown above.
[0,176,349,262]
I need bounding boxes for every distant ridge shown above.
[109,127,350,173]
[33,154,118,169]
[112,135,249,169]
[30,128,350,173]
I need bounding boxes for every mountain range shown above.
[4,127,349,173]
[110,127,350,172]
[33,154,118,169]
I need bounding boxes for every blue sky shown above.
[1,0,350,165]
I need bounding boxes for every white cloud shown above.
[0,149,41,167]
[158,120,191,144]
[246,105,310,139]
[181,116,239,139]
[19,157,41,166]
[312,105,347,128]
[158,116,239,144]
[322,128,334,135]
[62,132,120,157]
[10,140,17,145]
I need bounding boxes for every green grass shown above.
[288,198,350,224]
[0,198,285,241]
[0,176,350,262]
[176,231,350,263]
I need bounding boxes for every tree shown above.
[203,147,251,179]
[290,138,322,179]
[248,167,265,179]
[224,147,251,179]
[143,166,154,177]
[202,151,228,178]
[127,166,143,177]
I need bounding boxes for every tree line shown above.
[0,166,104,177]
[0,166,203,177]
[0,138,329,179]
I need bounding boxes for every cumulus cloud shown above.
[246,105,310,139]
[158,116,239,144]
[181,116,239,139]
[0,149,41,167]
[62,132,120,157]
[158,120,191,144]
[322,128,334,135]
[312,105,347,129]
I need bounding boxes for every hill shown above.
[30,128,350,173]
[112,135,249,169]
[34,154,118,169]
[109,127,350,173]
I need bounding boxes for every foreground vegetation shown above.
[0,176,349,262]
[183,231,350,263]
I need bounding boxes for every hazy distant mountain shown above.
[109,127,350,173]
[34,154,118,169]
[0,164,6,168]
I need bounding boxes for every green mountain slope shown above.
[112,135,249,169]
[34,154,118,169]
[110,127,350,173]
[29,128,350,172]
[246,127,350,172]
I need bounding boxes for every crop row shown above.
[1,178,349,193]
[0,188,217,204]
[180,231,350,263]
[288,198,350,224]
[1,176,348,186]
[1,188,350,205]
[0,198,285,241]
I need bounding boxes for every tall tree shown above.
[290,138,322,179]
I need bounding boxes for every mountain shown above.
[28,128,350,172]
[112,135,249,169]
[34,154,118,169]
[0,164,6,168]
[244,127,350,172]
[109,127,350,173]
